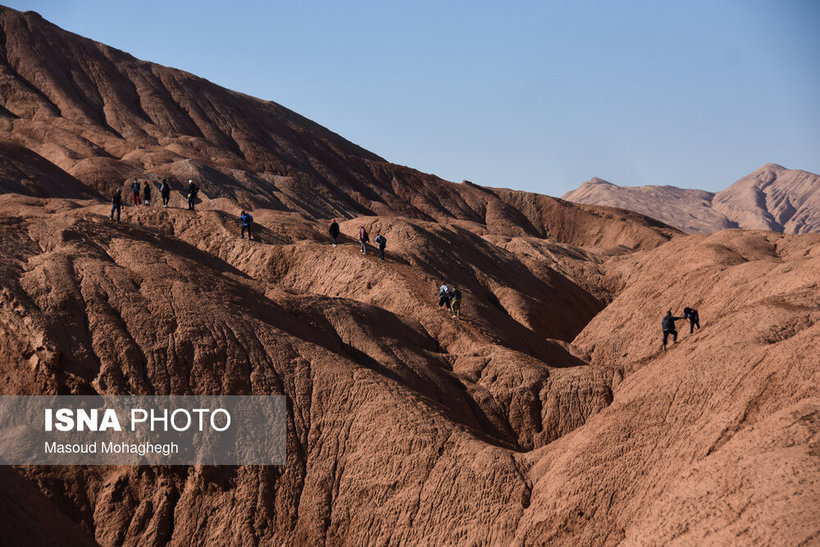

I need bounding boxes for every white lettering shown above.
[211,408,231,431]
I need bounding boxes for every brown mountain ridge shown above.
[0,6,818,545]
[563,164,820,234]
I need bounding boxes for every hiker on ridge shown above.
[143,180,151,206]
[683,307,700,334]
[661,310,684,350]
[359,226,369,255]
[130,179,141,206]
[329,219,340,246]
[186,180,199,211]
[110,190,121,222]
[375,233,387,262]
[438,284,452,310]
[449,285,462,319]
[160,178,171,208]
[240,210,254,240]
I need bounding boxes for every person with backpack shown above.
[449,286,462,318]
[329,219,340,246]
[130,179,141,206]
[110,190,122,222]
[160,178,171,208]
[240,210,253,240]
[186,180,199,211]
[374,233,387,262]
[661,310,684,350]
[683,307,700,334]
[438,284,452,310]
[143,180,151,206]
[358,226,369,255]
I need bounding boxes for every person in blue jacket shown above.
[240,210,253,240]
[375,233,387,262]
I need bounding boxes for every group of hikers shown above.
[328,220,388,262]
[110,178,199,222]
[110,182,466,315]
[661,307,700,349]
[438,284,463,319]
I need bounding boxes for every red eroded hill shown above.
[0,6,677,250]
[0,5,817,545]
[0,195,817,544]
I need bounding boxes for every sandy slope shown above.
[0,195,816,545]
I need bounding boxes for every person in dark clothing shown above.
[186,180,198,211]
[329,219,340,246]
[110,190,121,222]
[131,179,141,205]
[661,310,684,349]
[438,284,452,309]
[375,233,387,262]
[160,178,171,208]
[359,226,369,255]
[683,307,700,334]
[240,210,253,239]
[143,181,151,206]
[450,286,462,318]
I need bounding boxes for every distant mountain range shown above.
[562,164,820,234]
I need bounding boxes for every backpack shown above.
[451,289,462,301]
[375,235,386,246]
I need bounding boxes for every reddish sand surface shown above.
[0,6,818,545]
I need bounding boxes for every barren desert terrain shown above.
[0,6,818,545]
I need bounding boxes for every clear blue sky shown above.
[7,0,820,195]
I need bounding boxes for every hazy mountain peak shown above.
[564,165,819,234]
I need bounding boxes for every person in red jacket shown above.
[358,226,369,255]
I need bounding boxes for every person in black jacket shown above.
[160,179,171,208]
[449,286,462,318]
[662,310,684,349]
[186,180,198,211]
[683,307,700,334]
[143,180,151,206]
[110,190,122,222]
[329,219,340,246]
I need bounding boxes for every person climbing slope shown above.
[661,310,684,350]
[186,180,199,211]
[449,286,462,318]
[329,219,340,246]
[143,180,151,206]
[110,189,121,222]
[375,233,387,262]
[130,179,141,206]
[240,210,254,240]
[438,284,452,310]
[359,226,369,255]
[683,307,700,334]
[160,178,171,208]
